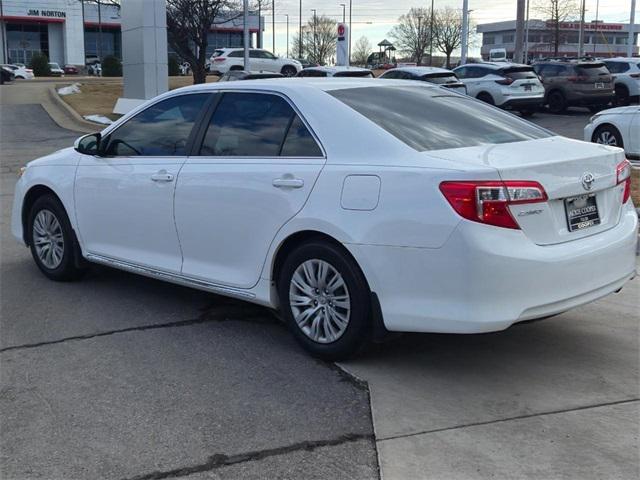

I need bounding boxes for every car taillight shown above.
[495,77,514,85]
[567,75,588,82]
[616,159,632,204]
[439,181,548,229]
[214,57,226,62]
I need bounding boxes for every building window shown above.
[84,27,121,59]
[615,36,628,45]
[565,34,579,44]
[483,35,495,45]
[6,23,49,65]
[502,34,514,44]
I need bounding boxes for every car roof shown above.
[304,66,372,74]
[386,66,454,75]
[604,57,640,63]
[172,77,440,94]
[458,62,530,70]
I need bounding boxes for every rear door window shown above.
[500,67,538,80]
[329,86,550,152]
[604,62,629,74]
[577,63,610,77]
[199,92,322,157]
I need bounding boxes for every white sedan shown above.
[1,64,34,79]
[584,106,640,165]
[11,79,638,359]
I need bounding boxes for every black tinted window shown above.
[334,71,374,77]
[228,50,243,57]
[501,67,537,80]
[329,86,550,151]
[605,62,629,73]
[103,94,209,156]
[298,69,328,77]
[577,64,610,76]
[422,73,459,84]
[199,93,320,157]
[281,116,322,157]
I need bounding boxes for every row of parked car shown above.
[209,48,639,113]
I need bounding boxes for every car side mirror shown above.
[74,133,101,156]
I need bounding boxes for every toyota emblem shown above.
[581,172,595,190]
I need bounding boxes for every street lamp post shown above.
[340,4,346,23]
[429,0,434,66]
[272,0,275,54]
[417,15,423,65]
[461,0,469,64]
[349,0,352,63]
[243,0,249,68]
[299,0,303,59]
[285,13,289,58]
[311,9,317,63]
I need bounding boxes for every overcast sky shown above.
[258,0,637,57]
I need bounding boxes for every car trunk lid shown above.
[430,137,626,245]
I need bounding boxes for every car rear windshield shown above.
[329,86,551,151]
[500,67,538,80]
[577,63,609,76]
[422,73,459,84]
[333,71,374,78]
[213,50,225,57]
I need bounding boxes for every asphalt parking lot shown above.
[1,82,638,480]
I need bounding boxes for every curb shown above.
[46,85,105,133]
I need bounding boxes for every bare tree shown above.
[389,8,432,65]
[352,36,372,66]
[534,0,579,55]
[291,16,337,65]
[166,0,239,84]
[433,6,464,68]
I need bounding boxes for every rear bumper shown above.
[346,202,638,334]
[568,92,614,106]
[501,97,544,110]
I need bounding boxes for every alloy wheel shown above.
[596,130,618,146]
[289,259,351,344]
[33,209,65,269]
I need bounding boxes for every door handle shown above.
[272,177,304,189]
[151,170,174,182]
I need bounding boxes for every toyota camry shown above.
[11,79,638,359]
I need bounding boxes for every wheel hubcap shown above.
[597,131,617,146]
[289,259,351,344]
[33,209,64,269]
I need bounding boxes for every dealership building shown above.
[478,19,640,60]
[0,0,261,66]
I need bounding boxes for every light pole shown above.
[285,14,290,58]
[340,4,346,23]
[629,0,637,58]
[243,0,249,68]
[311,8,317,63]
[349,0,352,63]
[429,0,435,66]
[417,14,423,65]
[524,0,530,63]
[461,0,469,64]
[593,0,600,55]
[577,0,586,57]
[272,0,275,54]
[299,0,303,59]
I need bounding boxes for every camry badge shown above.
[581,172,595,191]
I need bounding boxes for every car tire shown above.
[230,65,243,71]
[592,124,624,149]
[614,85,630,107]
[281,65,298,77]
[27,194,86,281]
[519,108,536,117]
[547,91,567,113]
[476,92,494,105]
[588,105,608,113]
[277,241,372,360]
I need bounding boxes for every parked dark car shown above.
[218,70,284,82]
[0,66,15,84]
[295,58,319,69]
[379,66,467,95]
[532,59,614,113]
[63,64,79,74]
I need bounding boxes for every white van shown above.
[489,48,507,62]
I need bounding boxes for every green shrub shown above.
[168,55,180,76]
[29,53,51,77]
[102,55,122,77]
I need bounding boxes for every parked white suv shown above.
[602,57,640,106]
[584,105,640,165]
[453,62,545,116]
[210,48,302,76]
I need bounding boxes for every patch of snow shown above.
[57,83,81,95]
[83,114,113,125]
